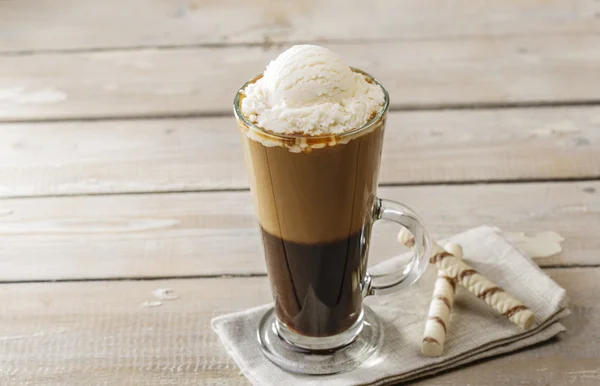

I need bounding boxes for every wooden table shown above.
[1,1,599,385]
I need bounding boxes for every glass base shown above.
[257,306,383,375]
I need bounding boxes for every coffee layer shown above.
[261,227,366,337]
[240,121,385,245]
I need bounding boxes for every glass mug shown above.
[234,70,432,374]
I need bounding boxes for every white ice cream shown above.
[241,45,385,136]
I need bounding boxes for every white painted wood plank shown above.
[0,182,597,281]
[1,0,598,52]
[1,107,599,197]
[2,37,600,121]
[0,268,597,385]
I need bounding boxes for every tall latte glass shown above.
[234,70,432,375]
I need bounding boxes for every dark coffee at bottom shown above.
[261,227,366,337]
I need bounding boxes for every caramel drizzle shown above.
[457,269,477,281]
[405,237,415,248]
[422,337,440,345]
[504,305,529,319]
[428,316,447,334]
[436,295,451,310]
[430,251,452,264]
[478,286,503,300]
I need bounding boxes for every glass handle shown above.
[363,198,432,296]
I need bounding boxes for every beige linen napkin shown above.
[212,226,570,385]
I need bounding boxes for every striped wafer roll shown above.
[398,229,536,330]
[422,242,463,357]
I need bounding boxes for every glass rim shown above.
[233,67,390,141]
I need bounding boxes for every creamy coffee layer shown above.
[239,119,385,244]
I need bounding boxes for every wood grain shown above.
[0,182,598,282]
[1,106,599,197]
[2,36,600,121]
[1,0,598,53]
[0,268,596,385]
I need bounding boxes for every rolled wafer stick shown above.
[422,242,463,357]
[398,229,536,329]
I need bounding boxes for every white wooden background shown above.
[1,1,599,385]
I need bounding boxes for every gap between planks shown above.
[1,176,599,200]
[2,99,600,125]
[0,30,597,57]
[1,265,599,285]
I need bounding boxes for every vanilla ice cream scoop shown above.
[241,45,385,136]
[260,45,357,108]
